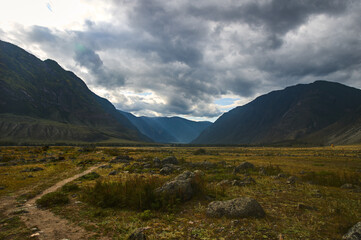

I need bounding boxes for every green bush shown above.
[61,183,80,192]
[36,192,69,208]
[79,172,100,181]
[193,148,207,155]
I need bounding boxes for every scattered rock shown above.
[217,180,230,186]
[108,170,118,176]
[160,166,174,175]
[30,232,40,238]
[341,184,356,189]
[233,162,255,174]
[155,171,196,201]
[99,165,113,169]
[287,176,297,184]
[190,161,217,169]
[110,155,133,163]
[297,203,317,211]
[206,197,265,218]
[31,227,39,232]
[12,208,29,215]
[311,190,322,198]
[21,167,44,173]
[343,222,361,240]
[161,156,179,165]
[153,157,161,168]
[143,163,152,169]
[128,228,147,240]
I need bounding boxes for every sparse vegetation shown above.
[1,145,361,239]
[36,191,69,208]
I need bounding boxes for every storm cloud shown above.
[1,0,361,120]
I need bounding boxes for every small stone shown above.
[297,203,317,211]
[343,221,361,240]
[108,170,118,176]
[287,176,297,184]
[128,228,147,240]
[161,156,179,165]
[30,232,40,238]
[340,184,355,189]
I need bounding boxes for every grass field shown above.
[0,145,360,239]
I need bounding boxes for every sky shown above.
[1,0,361,122]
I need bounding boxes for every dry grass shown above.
[1,145,360,239]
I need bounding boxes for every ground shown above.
[0,145,360,239]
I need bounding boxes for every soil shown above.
[1,165,110,240]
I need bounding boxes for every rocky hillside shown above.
[0,40,149,143]
[119,110,212,143]
[193,81,361,145]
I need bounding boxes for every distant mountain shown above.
[0,40,149,143]
[119,110,212,143]
[193,81,361,145]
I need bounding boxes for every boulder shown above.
[159,166,174,175]
[206,197,265,218]
[233,162,255,174]
[343,222,361,240]
[155,171,197,201]
[161,156,179,165]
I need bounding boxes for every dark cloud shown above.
[26,25,58,43]
[3,0,361,119]
[74,46,103,71]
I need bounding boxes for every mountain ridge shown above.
[118,110,212,143]
[193,80,361,145]
[0,39,149,143]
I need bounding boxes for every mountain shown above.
[193,81,361,145]
[118,110,212,143]
[0,40,149,143]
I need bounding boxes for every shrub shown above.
[138,210,154,221]
[193,148,207,155]
[260,164,283,176]
[81,175,165,210]
[79,172,100,181]
[36,192,69,208]
[300,171,360,187]
[61,183,80,192]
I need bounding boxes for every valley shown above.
[0,145,360,239]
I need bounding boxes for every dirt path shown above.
[2,165,110,240]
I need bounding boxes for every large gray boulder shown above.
[155,171,196,201]
[206,197,265,218]
[343,222,361,240]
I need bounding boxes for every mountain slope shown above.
[119,110,212,143]
[0,40,149,143]
[193,81,361,145]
